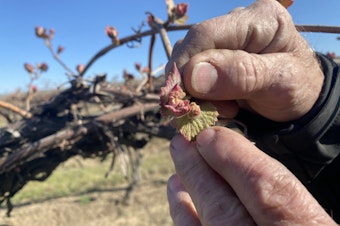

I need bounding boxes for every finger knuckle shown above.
[256,171,302,218]
[201,199,253,226]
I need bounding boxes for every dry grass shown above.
[0,137,175,226]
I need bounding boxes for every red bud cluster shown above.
[160,63,218,141]
[175,3,188,18]
[166,1,189,25]
[160,63,191,118]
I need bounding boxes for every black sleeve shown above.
[235,53,340,222]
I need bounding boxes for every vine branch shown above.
[0,101,32,119]
[44,40,76,76]
[0,102,159,174]
[79,24,340,77]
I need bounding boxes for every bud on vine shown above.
[105,26,119,44]
[37,62,48,72]
[142,67,150,74]
[166,0,188,25]
[135,63,142,71]
[146,14,154,28]
[175,3,188,18]
[76,64,85,74]
[35,26,48,39]
[57,46,65,54]
[35,26,55,39]
[30,85,38,93]
[24,63,35,74]
[49,28,55,39]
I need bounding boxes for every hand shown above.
[165,0,324,122]
[167,127,337,225]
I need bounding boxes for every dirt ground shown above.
[0,180,173,226]
[0,138,175,226]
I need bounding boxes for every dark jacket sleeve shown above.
[235,53,340,222]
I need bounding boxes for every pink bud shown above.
[146,14,154,27]
[123,69,134,80]
[57,46,65,54]
[134,63,142,71]
[35,26,48,39]
[48,28,55,39]
[142,67,150,74]
[105,26,119,43]
[76,64,85,74]
[37,62,48,72]
[160,63,191,117]
[24,63,34,74]
[326,52,336,59]
[30,85,38,93]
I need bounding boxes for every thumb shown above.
[182,49,275,100]
[182,48,323,122]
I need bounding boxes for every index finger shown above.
[195,127,336,225]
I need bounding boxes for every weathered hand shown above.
[167,127,337,225]
[165,0,324,122]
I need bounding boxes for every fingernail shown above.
[192,62,218,94]
[168,174,184,193]
[196,128,216,148]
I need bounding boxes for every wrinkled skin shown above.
[165,0,323,122]
[168,128,336,225]
[165,0,337,225]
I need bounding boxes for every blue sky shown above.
[1,0,340,94]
